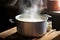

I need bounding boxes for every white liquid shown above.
[16,15,45,22]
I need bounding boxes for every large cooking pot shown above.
[15,14,48,37]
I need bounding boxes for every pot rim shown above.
[15,14,48,22]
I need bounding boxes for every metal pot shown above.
[15,14,48,37]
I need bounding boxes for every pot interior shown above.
[15,14,47,22]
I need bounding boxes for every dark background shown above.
[0,0,20,32]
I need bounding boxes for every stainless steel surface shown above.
[15,14,48,37]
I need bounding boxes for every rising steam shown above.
[18,0,44,22]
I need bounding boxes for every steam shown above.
[19,0,44,21]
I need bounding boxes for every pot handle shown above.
[47,14,52,18]
[46,14,52,21]
[43,14,52,18]
[9,19,16,23]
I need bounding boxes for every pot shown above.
[47,0,60,13]
[15,14,48,37]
